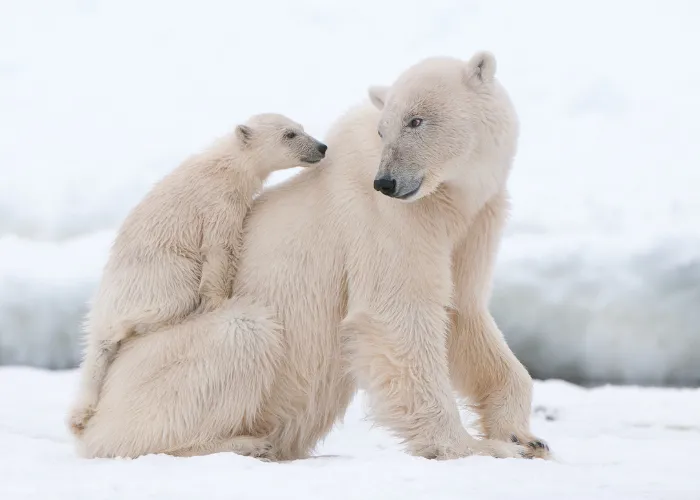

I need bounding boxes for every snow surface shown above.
[1,0,700,384]
[1,367,699,499]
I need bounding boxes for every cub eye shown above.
[408,118,423,128]
[377,129,383,138]
[285,131,297,139]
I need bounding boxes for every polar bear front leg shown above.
[341,311,527,460]
[448,308,550,459]
[448,191,550,459]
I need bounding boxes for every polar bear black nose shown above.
[317,143,327,154]
[373,177,397,196]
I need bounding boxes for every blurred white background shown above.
[1,0,699,386]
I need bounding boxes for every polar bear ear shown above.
[368,85,389,110]
[235,124,253,146]
[463,51,497,86]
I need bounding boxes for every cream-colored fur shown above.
[67,114,327,437]
[76,52,550,461]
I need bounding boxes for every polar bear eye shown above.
[377,129,383,138]
[408,118,423,128]
[285,131,297,139]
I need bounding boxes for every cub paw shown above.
[67,403,96,437]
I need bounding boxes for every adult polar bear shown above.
[78,51,550,461]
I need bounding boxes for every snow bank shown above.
[1,367,699,499]
[1,0,699,384]
[0,233,112,368]
[494,233,700,386]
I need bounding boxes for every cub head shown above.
[368,51,518,202]
[235,113,327,171]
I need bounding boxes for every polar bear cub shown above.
[67,113,327,436]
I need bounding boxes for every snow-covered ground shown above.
[1,367,699,499]
[1,0,699,383]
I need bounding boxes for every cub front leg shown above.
[198,204,245,313]
[198,245,234,312]
[341,310,527,460]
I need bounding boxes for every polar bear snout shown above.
[373,171,423,201]
[373,176,397,196]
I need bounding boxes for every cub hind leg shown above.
[67,326,125,436]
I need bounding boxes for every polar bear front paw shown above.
[412,437,529,460]
[470,438,531,459]
[508,433,551,459]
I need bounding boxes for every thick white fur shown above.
[76,52,550,461]
[67,113,325,437]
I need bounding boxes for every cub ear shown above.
[463,51,497,86]
[368,85,389,110]
[235,124,253,146]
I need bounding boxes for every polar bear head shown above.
[368,51,518,203]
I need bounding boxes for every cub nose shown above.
[317,143,328,155]
[373,176,397,197]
